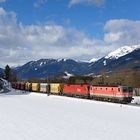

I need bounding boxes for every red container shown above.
[63,84,90,97]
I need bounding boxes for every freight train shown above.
[12,82,133,104]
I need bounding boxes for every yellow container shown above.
[50,83,63,94]
[32,83,40,92]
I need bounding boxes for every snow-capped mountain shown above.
[14,59,89,79]
[11,44,140,79]
[105,44,140,59]
[88,44,140,75]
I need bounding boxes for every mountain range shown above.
[1,44,140,79]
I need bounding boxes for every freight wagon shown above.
[16,82,21,90]
[40,83,50,93]
[20,82,26,90]
[25,82,32,91]
[32,83,40,92]
[50,83,63,94]
[11,82,16,89]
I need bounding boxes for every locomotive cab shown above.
[120,86,133,103]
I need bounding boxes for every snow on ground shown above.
[0,89,4,92]
[0,78,11,91]
[0,90,140,140]
[132,96,140,104]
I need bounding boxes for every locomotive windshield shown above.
[123,87,133,92]
[128,87,133,92]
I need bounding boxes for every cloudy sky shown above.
[0,0,140,67]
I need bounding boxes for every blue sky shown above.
[0,0,140,67]
[1,0,140,37]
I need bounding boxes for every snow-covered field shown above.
[0,90,140,140]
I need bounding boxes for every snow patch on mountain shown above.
[103,60,107,66]
[40,62,43,66]
[39,61,47,66]
[77,58,98,63]
[63,71,74,79]
[105,44,140,59]
[89,58,98,63]
[75,60,88,63]
[57,58,67,62]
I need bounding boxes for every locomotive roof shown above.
[92,85,121,87]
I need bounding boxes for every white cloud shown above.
[104,32,122,43]
[0,7,6,15]
[104,19,140,45]
[0,7,105,67]
[69,0,105,7]
[34,0,47,8]
[0,0,6,3]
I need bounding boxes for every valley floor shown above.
[0,90,140,140]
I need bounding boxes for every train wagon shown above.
[20,82,26,90]
[40,83,50,93]
[50,83,63,94]
[32,83,40,92]
[16,82,21,90]
[25,82,32,91]
[63,84,90,98]
[11,82,16,89]
[90,85,133,103]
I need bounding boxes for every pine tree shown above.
[4,65,11,81]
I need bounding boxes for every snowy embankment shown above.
[0,90,140,140]
[132,96,140,104]
[0,78,11,93]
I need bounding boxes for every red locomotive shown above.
[90,85,133,103]
[63,84,90,98]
